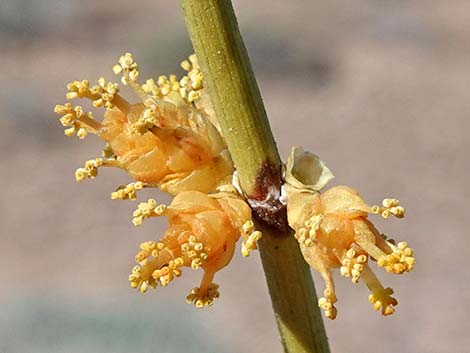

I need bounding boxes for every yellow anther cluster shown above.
[378,241,415,274]
[295,215,323,247]
[66,80,90,100]
[113,52,139,85]
[141,240,158,252]
[372,198,405,219]
[181,235,209,269]
[134,241,154,257]
[130,241,180,293]
[130,102,166,135]
[66,78,119,110]
[141,79,159,96]
[241,221,262,257]
[368,287,397,316]
[340,248,368,283]
[179,54,204,103]
[75,158,103,182]
[54,103,95,139]
[111,182,144,200]
[318,289,338,320]
[139,54,204,104]
[134,240,162,263]
[153,257,184,287]
[186,283,220,308]
[129,265,145,290]
[142,75,181,100]
[132,199,167,226]
[92,78,119,109]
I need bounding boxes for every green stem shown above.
[179,1,330,352]
[180,0,279,198]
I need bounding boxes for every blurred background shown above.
[1,0,469,352]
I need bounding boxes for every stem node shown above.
[179,1,330,351]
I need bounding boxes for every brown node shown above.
[247,161,288,232]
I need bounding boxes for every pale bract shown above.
[284,146,334,193]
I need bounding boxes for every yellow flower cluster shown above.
[55,53,262,307]
[285,147,415,319]
[55,52,233,195]
[56,53,414,318]
[129,190,257,307]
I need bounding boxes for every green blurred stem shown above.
[179,1,330,352]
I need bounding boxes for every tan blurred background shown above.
[1,0,469,352]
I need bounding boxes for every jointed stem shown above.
[179,0,330,352]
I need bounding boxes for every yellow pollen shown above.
[372,198,405,219]
[132,199,167,226]
[339,248,368,284]
[75,158,103,182]
[241,220,262,257]
[113,52,139,85]
[186,283,220,308]
[378,241,415,274]
[180,236,209,269]
[318,289,337,320]
[54,103,100,139]
[111,181,144,200]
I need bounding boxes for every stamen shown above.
[241,220,262,257]
[180,235,209,269]
[74,158,120,182]
[66,78,121,110]
[54,103,101,138]
[371,198,405,219]
[129,240,177,293]
[295,215,323,247]
[318,288,337,320]
[179,54,204,103]
[362,264,398,316]
[130,99,178,134]
[112,52,147,100]
[339,247,368,283]
[113,53,139,85]
[142,74,182,102]
[132,199,167,226]
[153,257,184,286]
[186,283,220,308]
[377,241,415,274]
[75,158,103,181]
[111,181,144,200]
